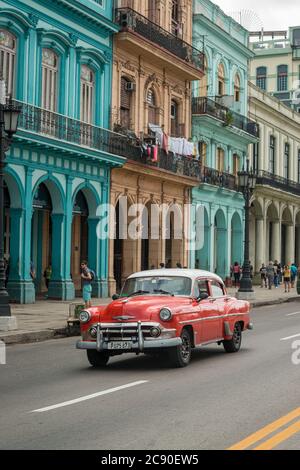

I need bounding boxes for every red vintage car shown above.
[76,269,253,368]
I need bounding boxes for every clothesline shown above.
[148,123,199,158]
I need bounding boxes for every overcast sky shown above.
[214,0,300,31]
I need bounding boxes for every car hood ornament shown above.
[113,315,136,321]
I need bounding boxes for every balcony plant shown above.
[224,110,234,127]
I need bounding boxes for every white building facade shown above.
[248,82,300,271]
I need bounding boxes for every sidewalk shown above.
[0,287,299,345]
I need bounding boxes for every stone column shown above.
[255,218,265,271]
[286,225,295,265]
[209,204,215,273]
[271,220,281,262]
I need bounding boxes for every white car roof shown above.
[127,269,224,285]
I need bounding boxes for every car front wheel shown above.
[87,350,110,368]
[223,323,242,353]
[167,329,192,368]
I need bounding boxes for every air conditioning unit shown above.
[125,82,136,92]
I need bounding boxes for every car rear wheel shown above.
[223,323,242,353]
[167,329,192,368]
[87,350,110,368]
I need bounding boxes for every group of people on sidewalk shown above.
[260,261,298,292]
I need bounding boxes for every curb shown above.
[251,296,299,308]
[1,296,299,345]
[0,327,76,345]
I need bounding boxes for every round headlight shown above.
[79,310,91,323]
[89,327,97,338]
[159,308,172,322]
[150,327,161,338]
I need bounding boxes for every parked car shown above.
[76,269,253,368]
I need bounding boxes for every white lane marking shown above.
[280,333,300,342]
[286,311,300,317]
[31,381,149,413]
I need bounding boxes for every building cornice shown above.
[193,14,254,59]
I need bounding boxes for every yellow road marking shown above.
[254,421,300,450]
[228,407,300,450]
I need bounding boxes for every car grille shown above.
[89,322,160,341]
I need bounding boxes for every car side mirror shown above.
[197,292,209,302]
[112,294,120,301]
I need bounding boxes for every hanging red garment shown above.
[151,145,158,162]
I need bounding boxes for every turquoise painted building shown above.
[191,0,259,279]
[0,0,126,303]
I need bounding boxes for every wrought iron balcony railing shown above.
[14,101,202,180]
[192,97,259,138]
[256,170,300,196]
[202,167,238,191]
[115,8,204,72]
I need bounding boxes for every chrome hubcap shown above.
[233,325,241,347]
[181,335,191,362]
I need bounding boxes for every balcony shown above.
[114,8,204,80]
[256,171,300,196]
[202,167,238,191]
[13,101,202,180]
[192,97,259,139]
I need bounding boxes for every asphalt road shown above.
[1,301,300,450]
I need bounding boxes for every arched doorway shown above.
[281,207,294,265]
[71,190,89,293]
[31,182,53,296]
[231,212,243,267]
[214,209,227,278]
[296,211,300,265]
[114,196,137,291]
[266,203,280,262]
[196,207,210,271]
[164,204,183,268]
[4,183,11,263]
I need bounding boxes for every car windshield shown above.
[121,276,192,298]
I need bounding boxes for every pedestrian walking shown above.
[260,263,267,288]
[290,263,298,288]
[266,262,275,290]
[233,262,241,288]
[273,260,281,287]
[283,265,291,293]
[81,261,94,309]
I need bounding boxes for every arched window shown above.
[234,74,241,102]
[80,64,95,124]
[284,143,290,179]
[269,135,276,174]
[277,65,288,92]
[233,154,240,176]
[42,49,58,111]
[217,63,225,96]
[256,66,267,91]
[147,87,158,125]
[148,0,158,24]
[120,76,133,129]
[171,0,181,36]
[199,55,208,97]
[0,29,16,96]
[170,99,179,136]
[216,147,224,172]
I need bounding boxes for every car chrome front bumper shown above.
[76,322,182,352]
[76,337,182,352]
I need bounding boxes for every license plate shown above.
[108,341,133,350]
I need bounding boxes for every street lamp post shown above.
[0,79,21,326]
[237,159,257,301]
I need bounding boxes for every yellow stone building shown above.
[109,0,205,293]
